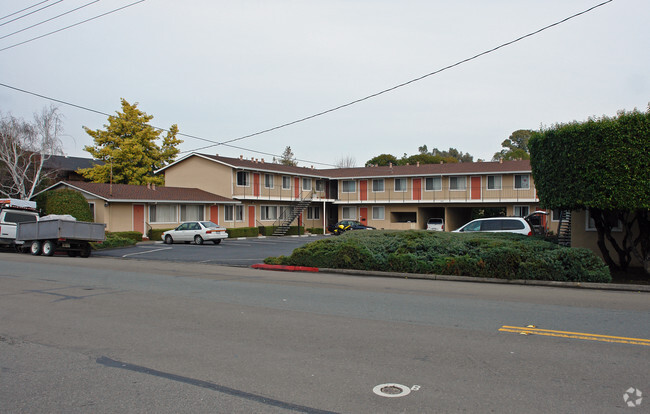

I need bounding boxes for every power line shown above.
[0,82,337,167]
[0,1,614,166]
[0,0,101,41]
[0,0,51,21]
[0,0,145,52]
[0,0,64,27]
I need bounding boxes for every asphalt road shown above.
[0,253,648,413]
[94,235,329,266]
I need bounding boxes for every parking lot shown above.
[94,235,329,266]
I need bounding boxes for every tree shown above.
[335,155,357,168]
[493,129,533,161]
[279,146,297,166]
[38,189,94,222]
[79,99,182,185]
[0,106,64,199]
[365,153,399,167]
[529,108,650,271]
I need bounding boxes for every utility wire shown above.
[0,0,145,52]
[0,1,613,166]
[0,0,51,21]
[184,0,614,154]
[0,0,101,41]
[0,0,64,27]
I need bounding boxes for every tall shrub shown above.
[41,189,94,222]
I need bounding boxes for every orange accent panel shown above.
[360,207,368,224]
[360,180,367,201]
[248,205,255,227]
[253,173,260,197]
[133,205,145,235]
[210,205,219,224]
[412,178,421,201]
[470,176,481,200]
[294,177,300,198]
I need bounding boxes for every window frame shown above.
[306,206,320,220]
[260,205,278,221]
[372,206,385,220]
[180,204,205,222]
[342,180,356,193]
[394,178,407,192]
[449,176,467,191]
[302,178,312,191]
[514,174,530,190]
[513,205,529,217]
[235,205,244,222]
[424,176,442,191]
[487,175,502,190]
[236,171,249,187]
[341,206,356,220]
[282,176,291,190]
[315,180,325,192]
[264,174,274,189]
[149,204,178,224]
[372,179,385,193]
[224,205,234,222]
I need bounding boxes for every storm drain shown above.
[373,383,412,398]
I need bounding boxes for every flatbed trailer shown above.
[17,219,106,257]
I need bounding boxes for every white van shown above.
[426,218,445,231]
[0,199,39,247]
[452,217,533,236]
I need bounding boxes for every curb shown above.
[251,265,650,292]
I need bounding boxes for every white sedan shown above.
[162,221,228,245]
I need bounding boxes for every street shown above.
[0,253,648,413]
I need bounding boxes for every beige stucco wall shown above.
[164,156,232,196]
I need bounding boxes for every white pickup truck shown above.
[0,199,40,249]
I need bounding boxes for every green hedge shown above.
[149,228,173,241]
[37,189,94,222]
[256,226,307,236]
[92,233,136,250]
[226,227,260,238]
[107,231,143,242]
[264,230,611,283]
[305,227,325,235]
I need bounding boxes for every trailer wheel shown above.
[30,241,42,256]
[42,240,56,256]
[80,243,92,258]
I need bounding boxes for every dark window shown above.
[481,220,502,231]
[3,212,38,224]
[501,219,525,230]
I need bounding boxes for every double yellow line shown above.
[499,325,650,346]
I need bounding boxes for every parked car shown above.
[162,221,228,245]
[328,220,375,235]
[452,217,533,236]
[426,218,444,231]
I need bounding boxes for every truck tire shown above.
[80,243,91,258]
[42,240,56,256]
[30,241,42,256]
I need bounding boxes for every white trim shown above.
[424,176,442,192]
[394,178,407,192]
[372,178,385,193]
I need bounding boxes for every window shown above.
[586,210,622,232]
[264,174,274,189]
[261,206,278,220]
[394,178,407,192]
[149,204,177,223]
[307,206,320,220]
[372,179,384,192]
[372,206,385,220]
[342,180,356,193]
[180,205,204,221]
[424,177,442,191]
[302,178,312,191]
[513,205,529,217]
[224,205,233,221]
[551,209,563,221]
[315,180,325,192]
[282,176,291,189]
[487,175,502,190]
[235,205,244,221]
[236,171,249,186]
[88,202,95,221]
[449,176,466,190]
[279,206,291,219]
[342,206,356,219]
[391,211,417,223]
[514,174,530,189]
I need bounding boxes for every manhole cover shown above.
[373,383,411,398]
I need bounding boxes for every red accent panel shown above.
[248,205,255,227]
[253,173,260,197]
[360,180,368,201]
[360,207,368,224]
[471,176,481,200]
[210,205,219,224]
[133,205,144,235]
[413,178,421,200]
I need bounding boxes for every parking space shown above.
[94,235,329,267]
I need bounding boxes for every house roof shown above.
[159,153,532,179]
[39,181,239,204]
[43,155,103,171]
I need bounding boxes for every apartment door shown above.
[470,176,482,200]
[360,180,368,201]
[253,173,260,197]
[210,205,219,224]
[412,178,421,201]
[359,207,368,225]
[133,204,145,235]
[294,177,300,199]
[248,205,255,227]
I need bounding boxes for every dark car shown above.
[328,220,375,235]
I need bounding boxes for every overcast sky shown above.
[1,0,648,167]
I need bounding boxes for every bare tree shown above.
[335,155,357,168]
[0,106,64,199]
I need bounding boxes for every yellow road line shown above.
[499,325,650,346]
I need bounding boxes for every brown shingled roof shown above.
[48,181,238,203]
[187,153,531,179]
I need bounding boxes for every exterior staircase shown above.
[557,210,572,247]
[271,195,312,236]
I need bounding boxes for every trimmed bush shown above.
[92,233,136,250]
[109,231,143,242]
[265,230,611,283]
[149,228,173,241]
[306,227,325,235]
[39,189,93,222]
[226,227,259,238]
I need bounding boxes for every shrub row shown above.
[92,232,136,250]
[148,228,173,241]
[106,231,143,243]
[265,230,611,283]
[226,227,259,238]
